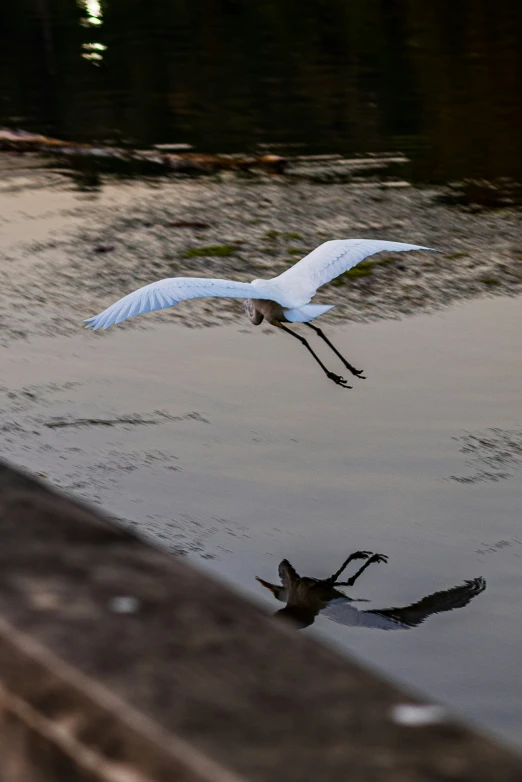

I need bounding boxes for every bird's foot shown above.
[351,551,372,560]
[368,553,388,565]
[327,371,352,389]
[343,365,366,379]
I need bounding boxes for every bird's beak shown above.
[256,577,280,596]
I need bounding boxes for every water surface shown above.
[1,293,522,747]
[2,1,521,182]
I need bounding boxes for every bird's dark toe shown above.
[327,372,353,389]
[340,362,366,378]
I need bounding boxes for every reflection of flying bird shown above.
[257,551,486,630]
[85,239,435,387]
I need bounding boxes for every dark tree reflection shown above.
[1,0,521,180]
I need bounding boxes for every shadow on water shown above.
[257,550,486,631]
[1,1,521,189]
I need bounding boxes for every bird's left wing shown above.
[84,277,274,330]
[268,239,436,307]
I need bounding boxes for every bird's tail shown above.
[284,304,334,323]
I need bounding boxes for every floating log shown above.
[0,129,288,175]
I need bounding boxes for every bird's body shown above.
[243,298,287,325]
[85,238,436,386]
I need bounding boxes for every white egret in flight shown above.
[85,238,435,387]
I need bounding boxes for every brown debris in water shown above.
[0,128,288,175]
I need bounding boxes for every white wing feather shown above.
[322,599,409,630]
[84,277,276,330]
[267,239,435,307]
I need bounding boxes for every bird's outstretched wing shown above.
[269,239,435,306]
[84,277,275,330]
[364,577,486,630]
[321,577,485,630]
[321,598,410,630]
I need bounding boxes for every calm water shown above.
[2,294,522,748]
[1,1,522,182]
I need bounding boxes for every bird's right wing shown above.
[365,577,486,630]
[84,277,275,330]
[268,239,435,306]
[321,578,485,630]
[321,598,405,630]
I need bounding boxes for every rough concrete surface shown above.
[0,460,521,781]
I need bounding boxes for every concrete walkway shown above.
[0,459,520,781]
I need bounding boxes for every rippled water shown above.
[2,293,522,747]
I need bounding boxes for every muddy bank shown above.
[0,155,521,343]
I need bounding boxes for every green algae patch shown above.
[331,256,396,284]
[264,230,303,241]
[182,245,238,258]
[445,252,469,260]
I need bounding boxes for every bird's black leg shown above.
[305,323,365,379]
[334,553,388,588]
[276,323,352,388]
[326,550,372,584]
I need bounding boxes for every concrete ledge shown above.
[0,459,520,781]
